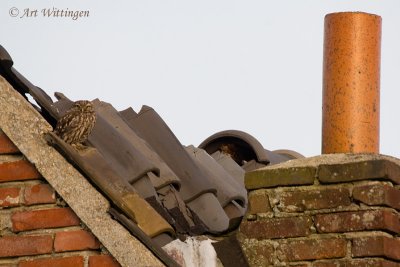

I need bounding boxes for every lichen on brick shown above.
[238,237,276,266]
[0,195,19,206]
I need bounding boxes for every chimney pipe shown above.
[322,12,381,154]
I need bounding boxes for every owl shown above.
[219,143,242,164]
[54,100,96,147]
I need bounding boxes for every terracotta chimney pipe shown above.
[322,12,381,154]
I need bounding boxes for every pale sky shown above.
[1,1,400,158]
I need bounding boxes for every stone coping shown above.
[246,153,400,190]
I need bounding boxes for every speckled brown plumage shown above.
[54,100,96,147]
[219,143,242,164]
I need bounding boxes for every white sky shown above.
[1,1,400,158]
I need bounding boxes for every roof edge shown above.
[0,75,164,267]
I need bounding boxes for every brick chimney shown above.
[237,12,400,267]
[322,12,381,154]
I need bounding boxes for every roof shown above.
[0,76,164,266]
[0,44,303,266]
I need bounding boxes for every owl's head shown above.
[73,100,94,113]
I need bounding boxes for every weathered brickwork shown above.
[0,130,120,267]
[240,155,400,266]
[240,216,313,239]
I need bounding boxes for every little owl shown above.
[54,100,96,147]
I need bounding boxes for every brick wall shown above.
[239,156,400,266]
[0,130,120,267]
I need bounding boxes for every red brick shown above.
[313,259,400,267]
[278,187,351,212]
[0,187,20,207]
[24,184,55,205]
[12,207,80,232]
[240,216,312,239]
[89,255,121,267]
[54,230,100,252]
[0,131,19,154]
[277,238,347,261]
[241,241,274,266]
[0,160,41,182]
[19,256,84,267]
[353,184,400,210]
[352,236,400,260]
[247,191,272,214]
[0,235,52,257]
[315,210,400,234]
